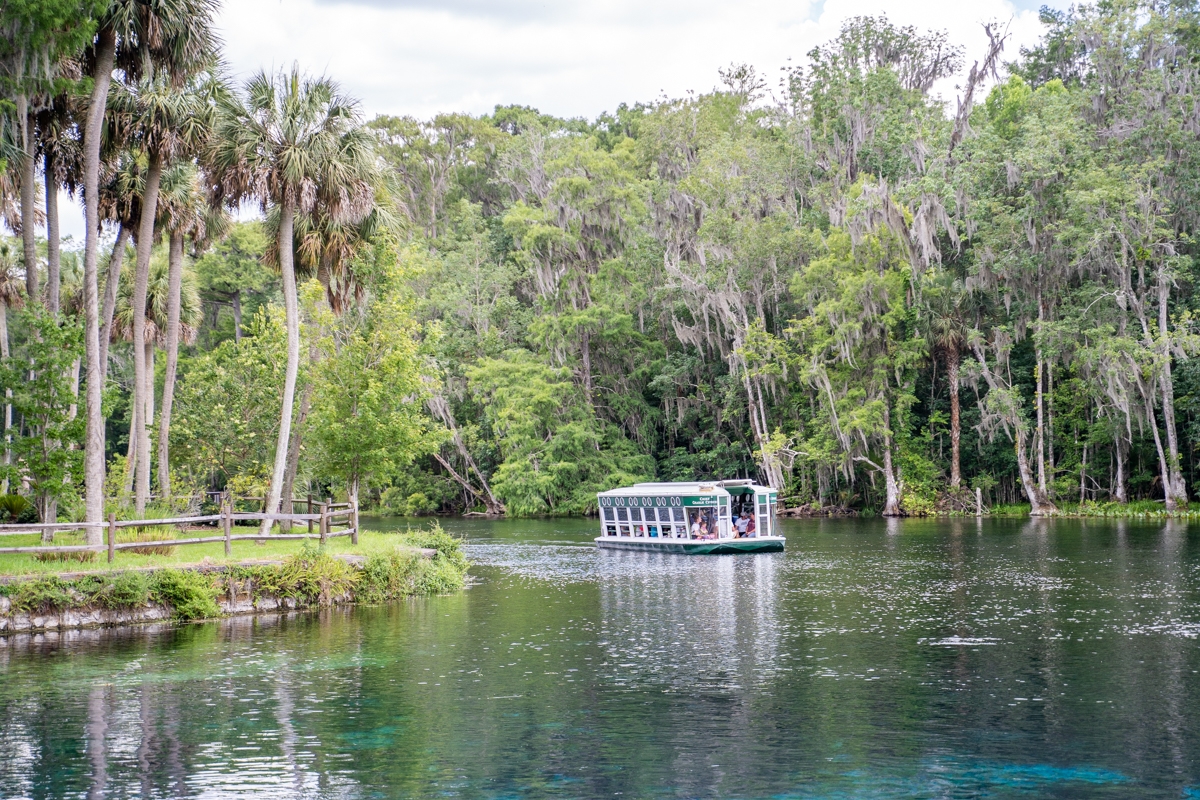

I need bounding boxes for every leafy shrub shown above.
[393,523,468,571]
[275,544,359,605]
[119,524,179,556]
[0,494,38,524]
[33,550,97,563]
[9,577,73,613]
[150,569,221,621]
[359,524,469,601]
[93,572,152,609]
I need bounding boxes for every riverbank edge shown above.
[0,545,468,637]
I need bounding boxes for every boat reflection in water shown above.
[597,546,783,693]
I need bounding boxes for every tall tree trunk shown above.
[1047,362,1055,493]
[157,232,184,501]
[1158,269,1187,507]
[947,347,961,489]
[45,152,60,316]
[99,226,128,379]
[580,328,593,406]
[145,340,155,493]
[1014,426,1055,515]
[123,400,137,499]
[971,340,1056,515]
[1148,403,1175,511]
[131,153,164,513]
[68,357,81,420]
[1079,440,1088,505]
[82,29,117,542]
[18,103,38,304]
[279,382,312,533]
[232,289,242,342]
[1,302,9,494]
[881,404,902,517]
[261,200,300,536]
[1035,285,1047,495]
[427,394,503,514]
[1113,433,1127,504]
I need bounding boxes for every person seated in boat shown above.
[746,515,756,537]
[735,514,750,537]
[690,514,701,539]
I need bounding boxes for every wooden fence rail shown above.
[0,493,360,563]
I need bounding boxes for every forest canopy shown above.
[4,0,1200,523]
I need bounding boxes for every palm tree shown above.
[269,203,382,525]
[154,161,215,499]
[36,74,83,317]
[0,242,25,493]
[211,67,376,534]
[923,272,970,491]
[78,0,217,537]
[111,69,217,513]
[112,244,201,499]
[95,150,143,378]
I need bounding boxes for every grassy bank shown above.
[0,526,437,576]
[975,500,1200,519]
[0,525,469,624]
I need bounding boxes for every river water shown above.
[1,516,1199,799]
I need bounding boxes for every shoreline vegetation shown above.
[0,525,469,635]
[5,2,1200,536]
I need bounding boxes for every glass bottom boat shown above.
[595,480,785,554]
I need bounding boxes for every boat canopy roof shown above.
[597,481,775,498]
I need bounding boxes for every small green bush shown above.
[95,571,152,609]
[275,544,359,605]
[150,569,221,621]
[0,494,38,524]
[393,523,468,571]
[10,577,73,613]
[359,524,469,602]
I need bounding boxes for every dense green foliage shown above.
[6,0,1200,520]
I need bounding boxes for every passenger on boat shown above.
[690,515,701,539]
[735,514,750,537]
[746,515,756,537]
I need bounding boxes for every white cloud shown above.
[47,0,1057,241]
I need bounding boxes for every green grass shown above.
[0,525,470,623]
[0,527,419,578]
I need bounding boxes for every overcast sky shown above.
[51,0,1064,241]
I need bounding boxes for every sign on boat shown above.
[596,480,785,554]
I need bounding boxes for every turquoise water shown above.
[1,516,1199,798]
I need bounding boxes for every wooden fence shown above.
[0,495,360,563]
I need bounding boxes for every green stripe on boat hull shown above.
[595,537,785,554]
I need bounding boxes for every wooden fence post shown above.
[350,489,359,545]
[107,513,116,563]
[223,494,232,557]
[307,493,313,534]
[318,502,328,547]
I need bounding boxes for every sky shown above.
[51,0,1064,242]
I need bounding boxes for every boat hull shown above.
[595,536,785,555]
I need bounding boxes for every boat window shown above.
[620,525,631,537]
[616,507,628,522]
[658,508,672,522]
[629,508,641,522]
[769,498,778,536]
[672,507,685,522]
[605,525,617,536]
[603,507,615,522]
